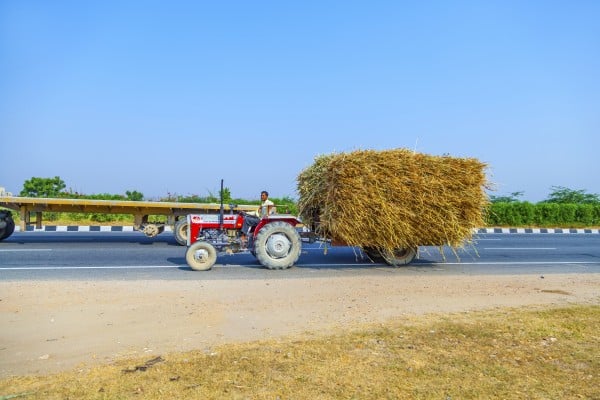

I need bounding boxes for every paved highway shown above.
[0,232,599,280]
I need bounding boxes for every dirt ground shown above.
[1,273,599,378]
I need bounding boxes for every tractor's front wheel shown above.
[174,218,188,246]
[254,221,301,270]
[186,241,217,271]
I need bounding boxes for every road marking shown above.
[0,249,53,252]
[0,265,180,270]
[1,261,599,271]
[483,248,557,250]
[436,261,593,265]
[0,263,377,270]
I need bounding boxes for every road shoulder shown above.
[1,273,599,377]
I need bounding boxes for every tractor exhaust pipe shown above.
[219,179,224,232]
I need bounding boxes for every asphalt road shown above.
[0,231,599,280]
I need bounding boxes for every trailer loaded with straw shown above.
[297,148,490,265]
[183,148,489,271]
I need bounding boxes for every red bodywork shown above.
[187,213,302,247]
[187,214,243,245]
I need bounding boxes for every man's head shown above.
[260,191,269,201]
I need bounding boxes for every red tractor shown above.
[185,210,304,271]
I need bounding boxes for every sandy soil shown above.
[1,273,599,377]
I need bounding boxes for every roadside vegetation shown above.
[1,304,598,399]
[2,177,599,227]
[487,187,600,228]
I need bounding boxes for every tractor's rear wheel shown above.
[186,241,217,271]
[254,221,301,270]
[174,218,188,246]
[364,247,417,266]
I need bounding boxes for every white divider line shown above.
[483,248,557,250]
[2,261,599,271]
[1,265,180,270]
[0,249,53,252]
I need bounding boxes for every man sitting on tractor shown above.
[241,190,276,245]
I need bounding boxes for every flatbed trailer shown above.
[0,195,257,244]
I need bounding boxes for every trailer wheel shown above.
[363,247,386,263]
[382,247,417,266]
[174,219,188,246]
[0,215,15,241]
[254,221,301,270]
[186,241,217,271]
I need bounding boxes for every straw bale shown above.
[297,148,489,253]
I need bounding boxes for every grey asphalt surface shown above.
[0,231,599,280]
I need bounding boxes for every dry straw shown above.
[297,148,490,255]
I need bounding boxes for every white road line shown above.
[0,249,53,252]
[483,248,557,250]
[1,265,180,270]
[1,261,598,271]
[439,261,594,265]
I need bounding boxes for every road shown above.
[1,231,599,280]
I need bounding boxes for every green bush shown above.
[487,202,599,227]
[575,204,600,225]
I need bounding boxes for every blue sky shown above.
[1,1,598,202]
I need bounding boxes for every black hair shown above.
[261,191,269,196]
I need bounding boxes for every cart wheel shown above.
[363,247,386,263]
[381,247,417,266]
[186,241,217,271]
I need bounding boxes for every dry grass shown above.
[297,148,490,256]
[1,304,598,399]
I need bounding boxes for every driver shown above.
[241,191,276,244]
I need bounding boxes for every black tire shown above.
[0,216,15,241]
[185,241,217,271]
[173,218,188,246]
[363,247,386,263]
[382,247,417,266]
[254,221,301,270]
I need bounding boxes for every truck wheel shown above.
[174,219,188,246]
[363,247,386,263]
[254,221,301,270]
[185,241,217,271]
[381,247,417,266]
[0,216,15,241]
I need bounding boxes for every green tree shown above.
[489,191,524,203]
[125,190,144,201]
[20,176,66,197]
[542,186,600,204]
[220,187,232,203]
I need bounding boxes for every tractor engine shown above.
[196,229,231,245]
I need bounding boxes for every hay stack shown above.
[297,148,489,253]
